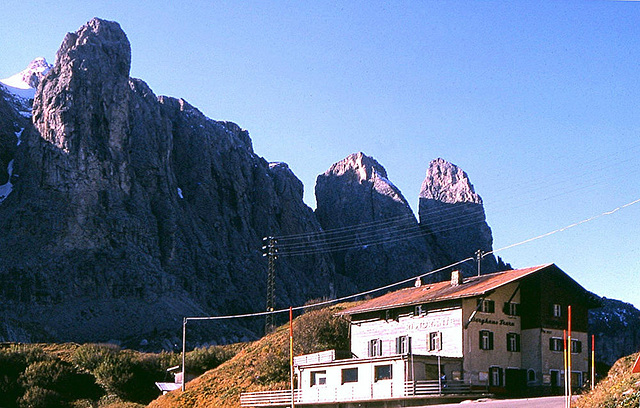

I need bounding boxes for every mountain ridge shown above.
[0,18,637,372]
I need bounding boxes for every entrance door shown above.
[505,368,526,396]
[550,370,560,394]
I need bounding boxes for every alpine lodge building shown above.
[241,263,600,407]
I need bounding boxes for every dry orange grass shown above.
[148,303,352,408]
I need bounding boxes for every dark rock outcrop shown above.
[314,152,436,290]
[0,18,336,345]
[0,86,31,188]
[589,297,640,367]
[418,158,498,275]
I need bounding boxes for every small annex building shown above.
[241,264,600,407]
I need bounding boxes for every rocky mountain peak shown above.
[323,151,388,183]
[55,18,130,78]
[0,57,52,100]
[315,152,436,290]
[419,157,482,205]
[418,158,497,275]
[32,16,132,188]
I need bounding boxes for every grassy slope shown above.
[0,341,239,408]
[575,352,639,408]
[148,304,352,408]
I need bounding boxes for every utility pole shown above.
[262,236,278,333]
[476,249,484,276]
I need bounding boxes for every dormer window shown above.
[414,305,424,316]
[552,304,562,318]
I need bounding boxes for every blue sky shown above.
[2,1,639,308]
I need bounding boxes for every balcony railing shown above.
[405,379,471,395]
[240,380,472,407]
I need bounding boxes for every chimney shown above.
[451,270,462,286]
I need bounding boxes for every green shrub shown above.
[0,349,28,408]
[186,345,235,374]
[19,358,102,405]
[72,344,121,372]
[254,346,290,385]
[18,387,64,408]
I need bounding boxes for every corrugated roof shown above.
[338,264,554,316]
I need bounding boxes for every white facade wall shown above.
[350,307,463,359]
[297,358,408,402]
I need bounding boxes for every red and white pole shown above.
[567,305,572,407]
[290,306,295,408]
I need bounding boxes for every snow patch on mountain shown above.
[0,57,52,100]
[0,159,15,203]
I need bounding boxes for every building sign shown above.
[406,311,461,331]
[471,317,515,327]
[351,308,463,358]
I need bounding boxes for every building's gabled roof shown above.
[338,264,556,316]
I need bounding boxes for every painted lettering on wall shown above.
[471,317,515,326]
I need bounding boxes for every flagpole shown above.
[290,306,295,408]
[568,305,572,405]
[591,334,595,390]
[563,329,568,408]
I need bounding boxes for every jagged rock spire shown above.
[315,152,435,289]
[419,158,498,275]
[419,157,482,204]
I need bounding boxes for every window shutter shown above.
[368,340,373,357]
[437,332,442,351]
[489,332,494,350]
[395,337,401,354]
[479,331,484,349]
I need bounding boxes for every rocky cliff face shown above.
[0,86,31,189]
[0,18,336,345]
[314,152,437,290]
[589,297,640,367]
[418,158,499,275]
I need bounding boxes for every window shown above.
[374,365,392,381]
[477,299,495,313]
[414,305,424,316]
[341,368,358,384]
[428,331,442,352]
[479,330,494,350]
[504,302,520,316]
[489,366,503,386]
[571,371,582,388]
[396,335,411,354]
[506,333,521,352]
[571,339,582,354]
[549,337,563,352]
[311,370,326,386]
[552,303,562,317]
[369,339,382,357]
[527,369,536,383]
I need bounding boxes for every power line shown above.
[187,195,640,323]
[486,197,640,256]
[278,212,488,257]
